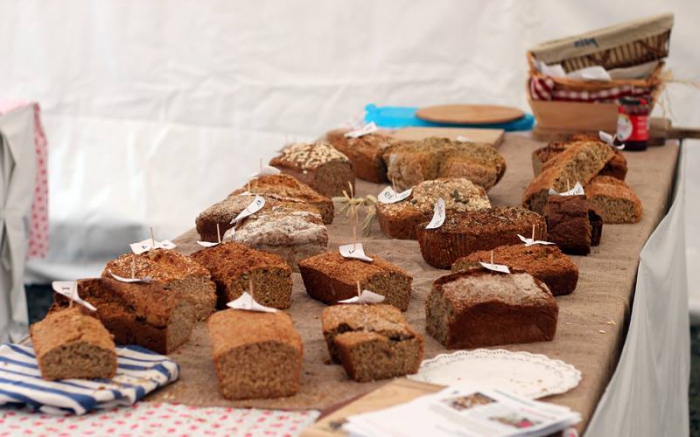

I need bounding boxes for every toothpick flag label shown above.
[230,195,266,224]
[52,281,97,311]
[338,290,386,304]
[548,182,585,197]
[599,131,625,150]
[197,241,220,248]
[226,292,277,313]
[517,234,555,247]
[344,122,379,139]
[425,198,446,229]
[107,270,154,284]
[479,262,511,274]
[455,135,474,143]
[339,243,374,262]
[377,186,412,204]
[130,239,177,255]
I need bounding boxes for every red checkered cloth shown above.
[530,76,654,102]
[0,100,49,259]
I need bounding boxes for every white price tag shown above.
[479,262,511,274]
[250,164,281,178]
[599,130,625,150]
[338,290,386,304]
[425,198,446,229]
[377,186,412,204]
[455,135,474,143]
[227,292,277,313]
[197,241,220,248]
[129,238,177,255]
[107,270,154,284]
[230,195,266,224]
[548,182,585,197]
[339,243,374,262]
[517,234,556,247]
[344,122,379,139]
[52,281,97,311]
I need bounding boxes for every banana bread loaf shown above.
[383,137,506,191]
[191,241,293,309]
[523,140,615,214]
[50,278,196,355]
[321,304,423,382]
[298,251,412,311]
[416,206,547,269]
[326,129,396,183]
[103,249,216,321]
[585,176,643,224]
[208,309,303,400]
[229,174,334,224]
[544,195,603,255]
[270,141,355,197]
[377,178,491,240]
[30,306,118,380]
[426,266,558,349]
[452,244,579,296]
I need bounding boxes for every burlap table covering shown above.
[148,134,679,432]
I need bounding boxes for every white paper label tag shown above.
[377,186,412,204]
[339,243,374,262]
[230,195,266,224]
[455,135,473,143]
[226,292,277,313]
[107,270,154,284]
[425,198,446,229]
[599,131,625,150]
[197,241,220,248]
[52,281,97,311]
[338,290,386,304]
[130,239,177,255]
[250,164,281,178]
[548,182,585,197]
[479,262,511,274]
[344,122,379,139]
[517,234,556,247]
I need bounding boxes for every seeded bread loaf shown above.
[326,129,396,183]
[230,174,335,224]
[192,241,293,309]
[533,139,627,180]
[523,140,615,214]
[103,249,216,321]
[416,207,547,269]
[377,178,491,240]
[322,304,423,382]
[208,309,303,400]
[452,244,579,296]
[585,176,643,224]
[544,195,603,255]
[270,141,355,197]
[382,137,506,191]
[31,307,118,380]
[299,251,412,311]
[426,267,558,349]
[50,278,196,355]
[223,207,328,270]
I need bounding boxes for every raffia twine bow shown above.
[333,189,378,237]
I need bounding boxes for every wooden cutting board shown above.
[416,104,525,125]
[389,127,505,147]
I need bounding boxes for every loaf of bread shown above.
[585,175,643,224]
[223,207,328,271]
[270,141,355,197]
[416,207,547,269]
[322,304,423,382]
[50,278,196,355]
[30,306,118,380]
[544,195,603,255]
[532,139,627,180]
[192,241,293,309]
[452,244,579,296]
[523,140,615,214]
[377,178,491,240]
[229,174,335,224]
[103,249,216,321]
[382,137,506,191]
[208,309,303,400]
[426,266,558,349]
[299,251,412,311]
[326,129,396,183]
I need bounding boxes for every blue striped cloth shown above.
[0,344,179,415]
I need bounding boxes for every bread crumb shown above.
[599,330,606,334]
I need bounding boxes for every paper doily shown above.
[408,349,581,399]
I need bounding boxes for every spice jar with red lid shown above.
[616,96,650,151]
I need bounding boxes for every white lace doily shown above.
[408,349,581,399]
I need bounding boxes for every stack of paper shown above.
[343,386,580,437]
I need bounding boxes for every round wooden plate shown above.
[416,104,525,125]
